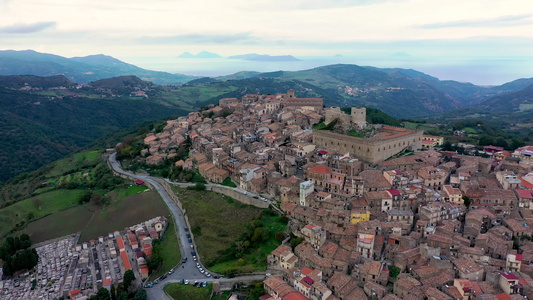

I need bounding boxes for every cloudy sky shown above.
[1,0,533,82]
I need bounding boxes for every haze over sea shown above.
[127,55,533,86]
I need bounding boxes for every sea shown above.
[126,55,533,86]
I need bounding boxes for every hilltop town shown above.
[136,89,533,299]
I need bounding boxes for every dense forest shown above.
[0,87,188,182]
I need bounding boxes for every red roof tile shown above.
[309,165,330,174]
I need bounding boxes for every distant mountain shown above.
[372,67,528,106]
[432,84,533,125]
[478,84,533,113]
[154,64,533,119]
[177,52,195,58]
[227,53,261,60]
[0,50,195,85]
[177,51,222,59]
[227,54,300,61]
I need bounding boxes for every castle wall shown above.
[313,129,423,165]
[325,106,366,129]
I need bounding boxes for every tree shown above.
[79,191,92,204]
[134,288,147,300]
[462,195,471,209]
[275,232,285,242]
[494,137,509,149]
[442,141,453,151]
[123,270,135,292]
[511,138,525,150]
[20,234,31,249]
[478,135,494,146]
[251,228,265,246]
[194,182,206,191]
[90,193,103,206]
[290,237,303,250]
[33,198,42,210]
[96,287,111,300]
[388,265,401,278]
[110,284,117,300]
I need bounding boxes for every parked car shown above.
[202,282,208,287]
[188,238,192,243]
[182,257,187,263]
[184,280,189,285]
[185,227,189,231]
[180,279,184,284]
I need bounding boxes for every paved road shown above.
[109,153,217,299]
[108,154,270,299]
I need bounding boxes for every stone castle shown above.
[315,107,423,165]
[325,106,367,130]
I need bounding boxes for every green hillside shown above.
[0,85,189,182]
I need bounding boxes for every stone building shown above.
[324,106,367,130]
[313,126,423,165]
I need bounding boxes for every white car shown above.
[185,280,189,285]
[200,270,205,274]
[206,273,211,277]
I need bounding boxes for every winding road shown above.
[108,153,268,299]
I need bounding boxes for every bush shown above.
[389,265,401,279]
[194,182,206,191]
[275,232,285,242]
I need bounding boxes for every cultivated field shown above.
[24,189,169,243]
[0,189,85,239]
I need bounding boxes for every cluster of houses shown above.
[260,144,533,299]
[135,90,533,299]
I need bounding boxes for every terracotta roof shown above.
[517,189,533,199]
[309,165,331,174]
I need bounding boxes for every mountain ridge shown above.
[0,50,196,85]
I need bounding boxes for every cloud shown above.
[244,0,404,11]
[417,14,532,29]
[0,21,56,34]
[138,32,259,45]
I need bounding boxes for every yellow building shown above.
[351,209,370,225]
[422,135,444,148]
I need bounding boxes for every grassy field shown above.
[0,189,85,239]
[175,188,286,274]
[23,190,169,243]
[164,283,213,300]
[176,189,261,265]
[209,214,287,275]
[519,103,533,111]
[48,150,102,178]
[149,218,181,281]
